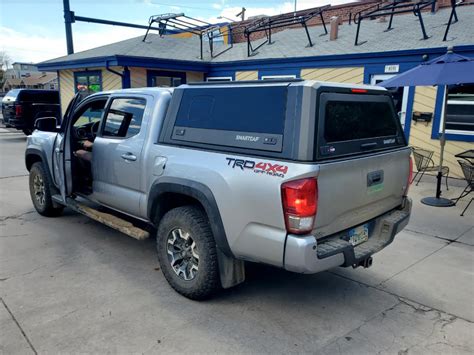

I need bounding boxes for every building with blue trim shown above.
[37,2,474,177]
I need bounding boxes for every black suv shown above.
[2,89,60,135]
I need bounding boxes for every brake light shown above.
[351,88,368,93]
[281,178,318,235]
[405,156,413,196]
[15,105,22,117]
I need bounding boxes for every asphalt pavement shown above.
[0,126,473,354]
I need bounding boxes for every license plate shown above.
[348,224,369,246]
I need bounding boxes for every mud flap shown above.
[217,248,245,289]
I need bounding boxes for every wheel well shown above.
[153,192,205,225]
[26,154,42,171]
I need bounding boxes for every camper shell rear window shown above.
[168,85,288,152]
[316,92,405,160]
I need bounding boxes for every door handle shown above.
[121,153,137,161]
[55,148,63,153]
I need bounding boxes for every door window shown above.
[102,98,146,138]
[73,100,107,127]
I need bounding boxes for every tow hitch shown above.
[354,256,373,269]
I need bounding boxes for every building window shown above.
[206,77,233,82]
[74,71,102,93]
[147,70,186,88]
[261,75,297,80]
[441,84,474,136]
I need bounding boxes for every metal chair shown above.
[411,147,450,190]
[453,160,473,216]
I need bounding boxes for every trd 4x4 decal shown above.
[226,157,288,178]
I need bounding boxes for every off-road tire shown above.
[29,162,63,217]
[157,206,220,300]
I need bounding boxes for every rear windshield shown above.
[2,89,20,102]
[18,91,59,103]
[324,101,398,142]
[317,92,404,159]
[169,85,288,152]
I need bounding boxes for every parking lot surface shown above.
[1,127,473,354]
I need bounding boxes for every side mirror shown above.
[35,117,58,132]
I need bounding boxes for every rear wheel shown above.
[156,206,220,300]
[29,162,63,217]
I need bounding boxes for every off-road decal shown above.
[226,157,288,178]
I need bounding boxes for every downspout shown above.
[105,61,131,89]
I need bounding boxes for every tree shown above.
[0,51,12,89]
[0,51,11,70]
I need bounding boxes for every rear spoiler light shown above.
[351,88,368,94]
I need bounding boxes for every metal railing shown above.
[243,5,330,57]
[353,0,437,46]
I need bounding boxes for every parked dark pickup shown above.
[2,89,60,135]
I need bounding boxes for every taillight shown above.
[281,178,318,235]
[15,105,22,117]
[405,156,413,195]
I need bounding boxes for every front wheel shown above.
[22,128,33,136]
[29,162,63,217]
[156,206,220,300]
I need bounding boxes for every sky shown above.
[0,0,352,64]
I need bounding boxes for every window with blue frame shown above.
[147,70,186,88]
[445,84,474,134]
[74,71,102,93]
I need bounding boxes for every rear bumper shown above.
[284,197,412,274]
[7,117,27,128]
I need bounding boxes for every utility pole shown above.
[63,0,74,54]
[236,7,246,21]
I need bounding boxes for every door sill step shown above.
[66,198,149,240]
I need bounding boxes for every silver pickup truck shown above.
[25,80,413,299]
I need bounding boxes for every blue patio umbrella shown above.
[381,47,474,207]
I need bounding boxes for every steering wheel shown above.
[75,127,88,140]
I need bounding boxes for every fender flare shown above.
[25,147,49,167]
[148,177,233,257]
[25,148,57,188]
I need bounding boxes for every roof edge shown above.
[37,44,474,72]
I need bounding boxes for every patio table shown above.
[455,149,474,164]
